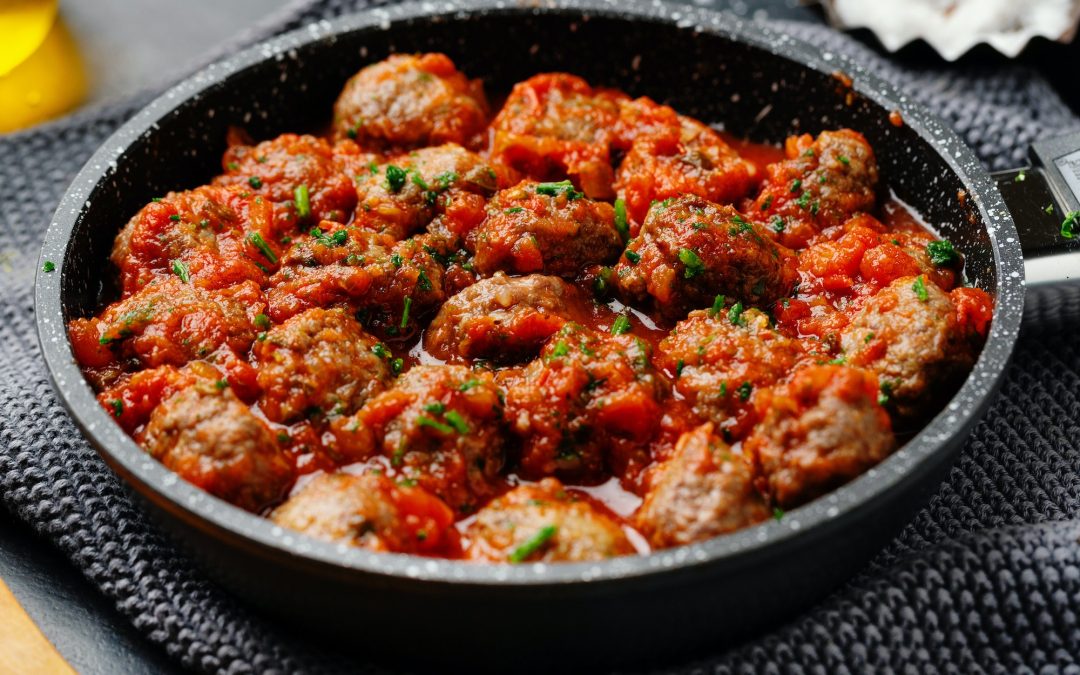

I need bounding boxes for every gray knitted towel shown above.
[2,1,1080,672]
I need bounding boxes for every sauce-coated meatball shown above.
[839,275,979,419]
[505,323,663,481]
[748,129,879,249]
[615,194,798,320]
[657,306,808,440]
[490,73,624,199]
[141,380,293,512]
[68,277,263,371]
[467,180,623,277]
[353,143,503,241]
[332,53,489,150]
[635,423,768,548]
[745,365,894,508]
[254,308,391,423]
[424,273,587,364]
[214,133,357,226]
[111,185,277,295]
[267,225,445,339]
[614,97,758,227]
[270,472,457,554]
[331,365,505,513]
[465,478,634,562]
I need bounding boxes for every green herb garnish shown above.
[170,259,191,283]
[624,249,640,265]
[246,232,277,264]
[610,315,632,335]
[737,381,753,401]
[416,414,455,434]
[728,301,745,326]
[443,410,469,434]
[294,184,311,219]
[1061,211,1079,239]
[678,248,705,279]
[535,180,583,200]
[509,524,557,563]
[613,198,629,241]
[42,261,55,273]
[248,176,263,189]
[709,294,725,317]
[926,239,958,266]
[400,297,412,329]
[912,275,929,302]
[385,164,408,192]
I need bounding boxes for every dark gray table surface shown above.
[4,0,1079,671]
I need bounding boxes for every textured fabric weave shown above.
[2,1,1080,672]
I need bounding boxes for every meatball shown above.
[97,361,227,434]
[68,277,263,371]
[635,423,768,548]
[464,478,634,563]
[141,380,293,512]
[614,97,758,227]
[111,185,277,295]
[332,53,489,150]
[214,133,357,227]
[353,143,502,241]
[839,275,978,419]
[466,180,623,277]
[745,365,894,508]
[424,273,588,364]
[657,306,808,440]
[505,323,663,481]
[330,365,505,513]
[489,73,624,199]
[254,308,391,423]
[266,225,445,339]
[614,194,799,320]
[748,129,879,249]
[270,472,457,555]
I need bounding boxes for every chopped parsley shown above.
[760,195,773,211]
[709,294,726,317]
[610,314,632,335]
[168,214,181,222]
[509,524,557,563]
[795,191,812,209]
[459,378,482,392]
[254,313,271,330]
[109,399,123,418]
[417,269,433,292]
[311,227,347,247]
[416,414,455,434]
[550,340,570,358]
[878,381,893,406]
[926,239,958,266]
[294,184,311,219]
[391,357,404,375]
[912,275,929,302]
[504,207,525,214]
[535,180,583,200]
[613,198,629,241]
[248,176,263,189]
[170,259,191,283]
[737,381,753,402]
[1061,211,1079,239]
[214,379,229,391]
[678,248,705,278]
[675,359,685,377]
[624,249,641,265]
[246,232,277,264]
[771,216,786,233]
[773,507,785,521]
[390,252,403,267]
[400,296,412,329]
[443,410,469,434]
[385,164,408,192]
[371,343,389,359]
[838,155,850,165]
[790,179,802,193]
[42,261,55,273]
[1045,204,1055,215]
[1014,170,1026,183]
[728,301,745,326]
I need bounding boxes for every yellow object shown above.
[0,0,87,133]
[0,577,77,674]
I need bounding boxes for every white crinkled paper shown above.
[819,0,1080,60]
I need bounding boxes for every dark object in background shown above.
[32,0,1079,670]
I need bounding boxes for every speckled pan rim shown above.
[36,0,1024,587]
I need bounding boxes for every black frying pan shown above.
[34,1,1080,670]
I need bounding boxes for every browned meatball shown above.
[614,195,798,320]
[748,129,879,249]
[269,472,458,555]
[745,365,895,508]
[110,185,276,296]
[614,97,759,227]
[141,380,293,512]
[656,306,808,440]
[466,180,623,277]
[489,73,624,199]
[267,225,445,339]
[635,423,768,548]
[214,133,357,226]
[464,478,634,563]
[839,275,977,419]
[253,308,391,423]
[68,277,263,371]
[423,273,588,364]
[353,143,502,241]
[330,365,505,513]
[505,323,664,481]
[332,53,489,150]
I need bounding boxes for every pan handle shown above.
[992,130,1080,287]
